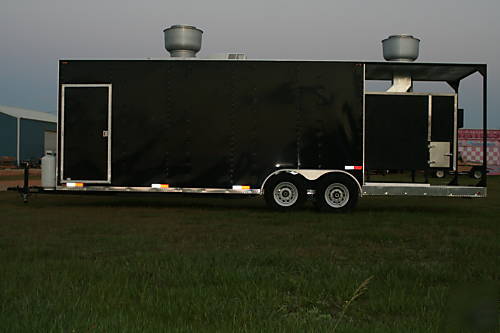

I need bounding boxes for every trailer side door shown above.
[60,84,112,184]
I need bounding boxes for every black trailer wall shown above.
[59,60,364,188]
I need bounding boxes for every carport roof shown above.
[365,62,486,82]
[0,105,56,123]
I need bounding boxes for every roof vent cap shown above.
[163,25,203,58]
[382,34,420,62]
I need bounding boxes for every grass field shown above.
[1,178,499,332]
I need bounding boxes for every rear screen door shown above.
[365,94,429,170]
[61,84,112,183]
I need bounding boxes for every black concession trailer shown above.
[25,57,486,211]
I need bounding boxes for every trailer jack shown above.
[19,162,30,203]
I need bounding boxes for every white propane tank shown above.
[41,151,56,188]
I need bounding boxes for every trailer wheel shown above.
[470,167,483,179]
[264,174,306,210]
[434,169,446,178]
[314,175,359,212]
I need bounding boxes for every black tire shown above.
[470,167,483,179]
[264,173,307,211]
[314,174,359,212]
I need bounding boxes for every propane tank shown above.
[41,151,56,188]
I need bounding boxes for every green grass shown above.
[1,179,499,332]
[0,175,40,181]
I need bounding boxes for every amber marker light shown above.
[232,185,251,190]
[66,182,84,187]
[151,184,169,189]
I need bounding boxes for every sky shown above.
[1,0,499,128]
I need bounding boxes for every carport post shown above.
[482,69,487,186]
[16,117,20,167]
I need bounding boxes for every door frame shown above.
[60,83,112,183]
[427,94,458,170]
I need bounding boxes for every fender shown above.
[260,169,362,195]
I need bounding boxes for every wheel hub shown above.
[324,183,349,208]
[273,182,298,207]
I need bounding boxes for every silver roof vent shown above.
[382,34,420,92]
[206,53,247,60]
[382,34,420,62]
[163,25,203,58]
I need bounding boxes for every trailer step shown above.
[362,184,486,197]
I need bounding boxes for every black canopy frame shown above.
[365,62,487,186]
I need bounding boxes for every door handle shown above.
[102,130,109,138]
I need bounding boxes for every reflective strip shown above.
[152,184,169,189]
[345,166,363,170]
[66,182,84,187]
[232,185,251,190]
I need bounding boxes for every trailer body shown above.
[48,59,488,210]
[59,60,364,191]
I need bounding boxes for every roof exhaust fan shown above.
[382,34,420,92]
[164,25,203,58]
[382,34,420,62]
